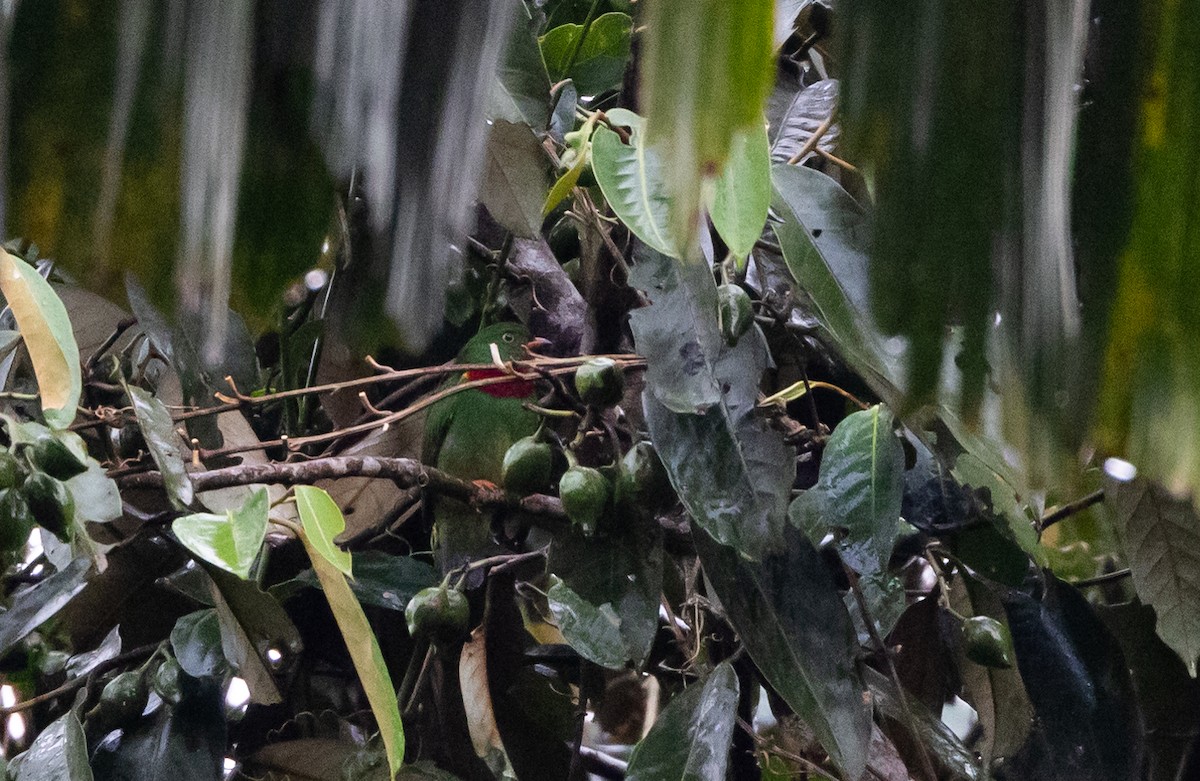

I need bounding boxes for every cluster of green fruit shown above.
[501,357,675,536]
[84,656,184,736]
[0,432,86,552]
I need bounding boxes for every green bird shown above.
[422,321,541,574]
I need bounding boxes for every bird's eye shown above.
[502,333,515,343]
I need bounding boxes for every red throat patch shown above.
[463,368,535,398]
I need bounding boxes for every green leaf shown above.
[768,78,838,164]
[547,524,662,668]
[539,12,632,95]
[125,384,193,508]
[7,711,92,781]
[545,576,626,669]
[172,488,269,579]
[1106,477,1200,676]
[625,662,740,781]
[66,625,122,678]
[65,461,122,524]
[640,0,775,251]
[289,552,438,612]
[790,405,904,576]
[864,667,982,779]
[0,251,81,428]
[628,245,723,413]
[695,527,871,779]
[479,120,552,238]
[0,558,89,659]
[711,122,771,261]
[294,485,352,577]
[489,15,552,128]
[301,529,405,779]
[591,118,679,258]
[170,609,230,679]
[205,565,300,705]
[770,164,905,407]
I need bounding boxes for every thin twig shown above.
[786,110,835,165]
[1072,568,1131,588]
[0,643,159,715]
[1039,489,1104,534]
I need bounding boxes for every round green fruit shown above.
[574,358,624,407]
[405,586,471,643]
[23,472,75,542]
[616,441,674,512]
[962,616,1014,669]
[717,284,754,346]
[0,489,35,552]
[559,465,611,535]
[502,436,555,495]
[95,670,149,726]
[27,435,88,480]
[152,658,184,705]
[0,450,24,490]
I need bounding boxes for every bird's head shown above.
[458,322,534,364]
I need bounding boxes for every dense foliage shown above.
[0,2,1196,780]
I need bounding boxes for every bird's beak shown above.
[524,337,553,356]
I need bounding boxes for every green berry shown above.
[717,284,754,346]
[574,358,624,407]
[0,489,35,552]
[559,465,611,536]
[26,434,87,480]
[0,450,24,490]
[405,586,471,643]
[962,616,1015,669]
[23,472,75,542]
[502,436,555,495]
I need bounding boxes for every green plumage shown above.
[423,322,539,573]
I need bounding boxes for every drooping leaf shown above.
[290,551,438,612]
[1105,477,1200,676]
[172,488,269,579]
[91,674,226,781]
[539,12,632,95]
[770,163,904,407]
[790,404,904,576]
[294,485,352,578]
[489,12,552,128]
[633,246,792,560]
[65,624,122,678]
[545,577,626,669]
[125,384,193,508]
[628,244,723,413]
[205,564,301,705]
[865,667,982,780]
[6,711,92,781]
[711,121,771,262]
[0,557,89,659]
[459,626,516,780]
[695,527,871,779]
[170,609,230,679]
[301,529,404,778]
[479,120,552,238]
[625,662,740,781]
[640,0,775,250]
[0,251,81,428]
[591,114,679,258]
[1001,574,1144,780]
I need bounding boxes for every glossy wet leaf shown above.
[770,164,904,407]
[126,385,193,508]
[640,0,775,250]
[1105,477,1200,675]
[545,576,625,669]
[625,662,739,781]
[1001,574,1143,780]
[294,485,352,577]
[0,557,89,658]
[172,488,269,579]
[65,461,122,524]
[591,115,679,258]
[790,404,904,576]
[547,524,662,669]
[0,251,81,428]
[301,529,404,777]
[539,12,632,95]
[628,244,723,413]
[65,624,121,677]
[768,79,838,164]
[711,122,771,261]
[865,667,981,780]
[695,526,870,779]
[7,711,91,781]
[479,120,551,238]
[170,609,230,679]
